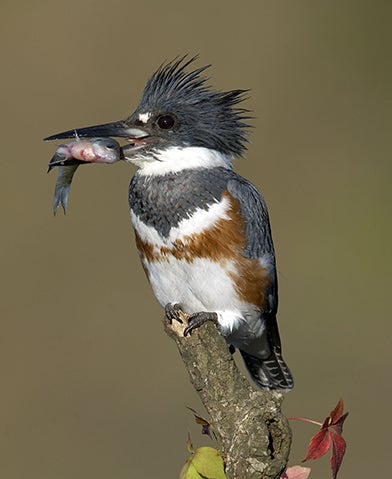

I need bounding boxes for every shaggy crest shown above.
[134,56,252,156]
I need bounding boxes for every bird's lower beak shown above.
[44,120,148,141]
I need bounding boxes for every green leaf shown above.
[184,447,226,479]
[180,459,203,479]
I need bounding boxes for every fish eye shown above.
[104,141,117,150]
[157,114,175,130]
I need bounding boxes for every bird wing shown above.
[227,175,278,314]
[227,175,275,259]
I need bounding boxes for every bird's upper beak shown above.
[44,120,148,142]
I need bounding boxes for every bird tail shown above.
[240,314,294,391]
[240,349,294,392]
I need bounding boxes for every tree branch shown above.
[163,312,292,479]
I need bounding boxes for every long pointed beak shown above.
[44,120,148,141]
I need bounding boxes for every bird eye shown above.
[157,114,175,130]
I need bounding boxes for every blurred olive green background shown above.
[1,1,390,478]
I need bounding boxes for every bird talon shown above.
[164,303,183,324]
[183,311,218,336]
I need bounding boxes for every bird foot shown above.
[164,303,218,337]
[164,303,183,323]
[183,311,218,336]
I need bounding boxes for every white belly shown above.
[146,256,240,312]
[143,255,266,348]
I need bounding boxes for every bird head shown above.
[45,56,251,172]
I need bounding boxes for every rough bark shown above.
[163,312,292,479]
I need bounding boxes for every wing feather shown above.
[227,176,278,314]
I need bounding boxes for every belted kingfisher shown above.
[46,56,294,391]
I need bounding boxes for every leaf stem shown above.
[287,417,323,427]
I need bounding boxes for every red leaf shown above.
[329,399,344,423]
[304,429,331,461]
[331,412,349,436]
[330,431,347,479]
[302,399,348,479]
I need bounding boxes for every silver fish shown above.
[48,138,122,214]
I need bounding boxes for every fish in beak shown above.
[44,116,169,163]
[47,137,122,214]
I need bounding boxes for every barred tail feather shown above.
[240,349,294,392]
